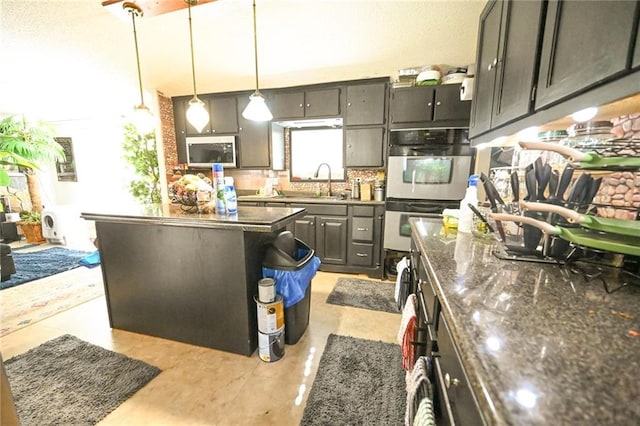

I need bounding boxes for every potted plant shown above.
[0,115,65,211]
[17,210,45,243]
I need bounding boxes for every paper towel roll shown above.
[460,77,474,101]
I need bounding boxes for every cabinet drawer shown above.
[436,312,483,425]
[351,217,374,241]
[348,242,374,267]
[351,205,375,217]
[290,203,347,216]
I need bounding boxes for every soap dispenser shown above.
[458,174,480,233]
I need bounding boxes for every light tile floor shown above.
[0,270,400,425]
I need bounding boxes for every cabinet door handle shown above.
[436,101,441,106]
[320,223,325,227]
[347,102,352,107]
[309,222,314,226]
[487,57,499,71]
[356,253,368,257]
[306,103,311,108]
[299,103,304,108]
[427,102,432,107]
[444,373,460,389]
[356,227,369,231]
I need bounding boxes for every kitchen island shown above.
[410,217,639,425]
[81,204,305,356]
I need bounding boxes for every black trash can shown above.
[262,231,320,344]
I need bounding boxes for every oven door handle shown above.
[412,169,416,193]
[406,203,443,214]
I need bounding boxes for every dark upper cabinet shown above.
[345,82,386,126]
[236,95,270,168]
[271,88,341,120]
[271,92,305,119]
[433,84,472,122]
[172,98,187,164]
[389,85,470,129]
[390,86,435,124]
[209,96,239,134]
[470,0,545,137]
[634,20,640,69]
[535,0,639,109]
[184,95,238,135]
[345,128,385,168]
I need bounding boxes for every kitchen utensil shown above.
[480,173,506,207]
[537,163,552,201]
[519,141,640,170]
[581,176,602,214]
[468,203,496,234]
[565,173,590,210]
[522,169,543,249]
[524,169,536,202]
[549,170,559,198]
[520,202,640,238]
[480,173,506,242]
[489,213,640,257]
[510,171,520,202]
[555,164,574,202]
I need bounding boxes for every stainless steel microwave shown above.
[186,136,237,168]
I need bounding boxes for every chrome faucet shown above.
[313,163,332,197]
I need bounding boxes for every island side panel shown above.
[95,221,275,356]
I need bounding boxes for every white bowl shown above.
[416,70,441,82]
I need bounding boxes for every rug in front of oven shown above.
[326,278,399,314]
[300,334,405,425]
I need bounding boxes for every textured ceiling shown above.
[0,0,485,120]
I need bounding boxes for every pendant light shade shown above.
[242,0,272,122]
[186,97,209,133]
[124,2,156,134]
[185,0,209,132]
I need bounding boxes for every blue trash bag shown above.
[79,250,101,268]
[262,248,321,308]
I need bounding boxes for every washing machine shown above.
[41,209,68,244]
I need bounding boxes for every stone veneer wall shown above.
[594,113,640,220]
[158,93,178,179]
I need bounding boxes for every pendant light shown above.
[242,0,273,122]
[185,0,210,133]
[124,2,155,135]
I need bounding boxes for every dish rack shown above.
[484,137,640,291]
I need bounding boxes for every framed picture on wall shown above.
[55,137,77,182]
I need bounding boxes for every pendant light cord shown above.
[187,1,199,97]
[252,0,260,92]
[127,4,145,106]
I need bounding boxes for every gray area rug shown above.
[300,334,405,425]
[4,334,161,426]
[326,277,399,313]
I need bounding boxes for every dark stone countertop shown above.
[410,217,640,425]
[237,194,385,206]
[80,203,306,233]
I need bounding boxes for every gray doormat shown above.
[4,334,161,425]
[326,277,399,313]
[300,334,405,425]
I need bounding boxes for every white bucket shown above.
[258,327,285,363]
[255,295,284,334]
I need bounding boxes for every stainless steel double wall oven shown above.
[384,128,474,253]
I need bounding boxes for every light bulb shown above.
[571,107,598,123]
[242,92,273,122]
[186,97,209,133]
[132,104,155,135]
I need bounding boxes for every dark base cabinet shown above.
[96,221,277,356]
